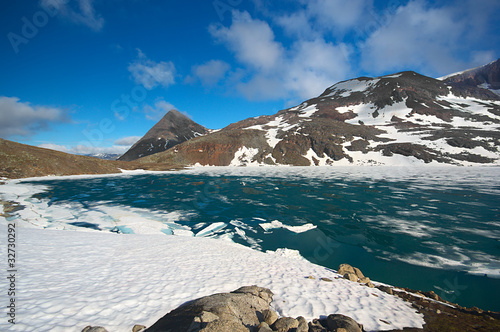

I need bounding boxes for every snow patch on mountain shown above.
[230,146,260,166]
[325,78,381,98]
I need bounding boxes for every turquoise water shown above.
[24,167,500,311]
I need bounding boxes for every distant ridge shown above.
[118,110,209,161]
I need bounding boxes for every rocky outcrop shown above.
[442,58,500,95]
[145,285,274,331]
[144,285,365,332]
[337,264,374,288]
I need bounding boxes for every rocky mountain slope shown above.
[138,59,500,167]
[0,138,125,179]
[440,58,500,96]
[118,109,209,161]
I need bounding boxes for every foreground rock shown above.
[145,285,365,332]
[145,285,274,331]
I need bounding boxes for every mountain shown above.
[83,153,121,160]
[439,58,500,96]
[0,138,124,179]
[118,109,209,161]
[137,61,500,167]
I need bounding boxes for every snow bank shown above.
[0,226,423,332]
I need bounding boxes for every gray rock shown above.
[257,321,274,332]
[132,325,146,332]
[353,267,365,279]
[146,285,273,332]
[344,273,358,282]
[326,314,363,332]
[338,264,355,276]
[273,317,299,332]
[377,285,394,295]
[200,319,247,332]
[81,327,108,332]
[308,318,327,332]
[296,316,308,332]
[262,309,278,326]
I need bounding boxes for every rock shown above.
[358,277,370,284]
[296,316,308,332]
[132,325,146,332]
[338,264,356,276]
[344,273,358,282]
[273,317,299,332]
[366,281,375,288]
[257,321,274,332]
[326,314,363,332]
[353,267,365,279]
[307,275,315,279]
[81,327,108,332]
[377,285,394,295]
[199,319,247,332]
[426,291,440,301]
[309,318,327,332]
[320,277,333,282]
[198,311,220,323]
[262,309,279,326]
[146,285,273,332]
[232,285,274,304]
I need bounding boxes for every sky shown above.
[1,0,499,155]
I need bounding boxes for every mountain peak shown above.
[118,110,209,161]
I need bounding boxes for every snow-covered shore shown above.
[0,226,423,332]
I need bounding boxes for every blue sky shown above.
[1,0,499,155]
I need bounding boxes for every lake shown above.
[16,166,500,311]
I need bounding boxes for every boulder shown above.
[199,319,247,332]
[344,273,358,282]
[146,285,273,332]
[273,317,299,332]
[377,285,393,295]
[132,325,146,332]
[81,327,108,332]
[296,316,309,332]
[353,268,365,279]
[308,318,327,332]
[257,321,274,332]
[326,314,363,332]
[338,264,356,276]
[262,309,278,326]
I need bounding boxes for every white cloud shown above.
[41,0,104,31]
[304,0,370,31]
[128,50,176,90]
[360,0,500,76]
[210,11,284,71]
[114,136,141,146]
[209,11,352,101]
[38,143,70,153]
[0,96,69,138]
[285,39,351,99]
[38,143,130,156]
[143,100,176,121]
[191,60,230,86]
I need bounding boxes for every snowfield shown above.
[0,226,424,332]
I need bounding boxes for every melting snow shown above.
[325,79,380,98]
[0,226,424,332]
